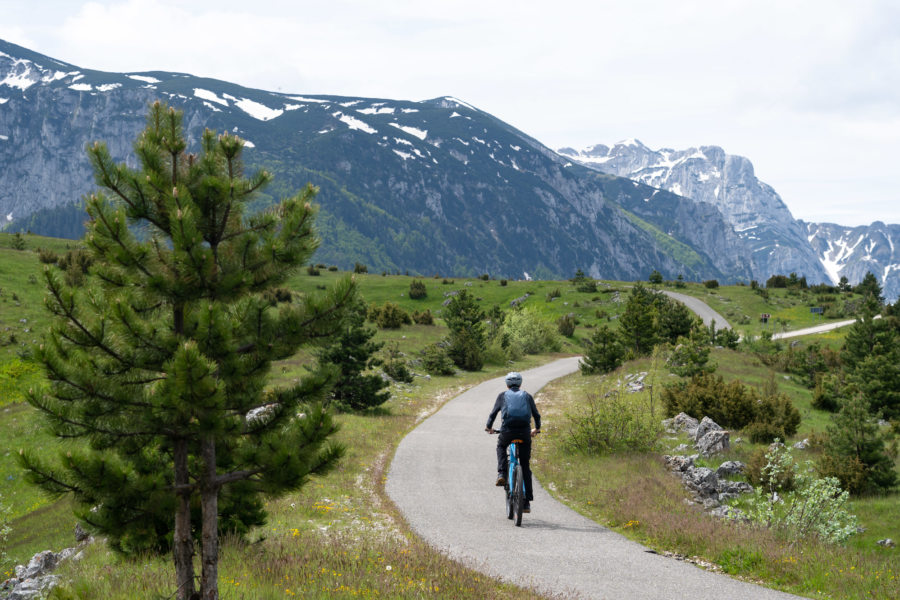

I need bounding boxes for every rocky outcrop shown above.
[0,526,93,600]
[560,140,833,285]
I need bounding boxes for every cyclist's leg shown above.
[519,437,534,502]
[496,431,511,483]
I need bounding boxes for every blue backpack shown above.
[503,389,531,425]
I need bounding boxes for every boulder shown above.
[666,412,700,437]
[877,538,895,548]
[716,461,746,477]
[694,416,723,442]
[697,429,730,456]
[792,438,809,450]
[663,454,695,473]
[684,466,719,497]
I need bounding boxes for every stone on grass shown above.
[715,461,745,477]
[697,429,730,456]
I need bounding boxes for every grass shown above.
[532,361,900,600]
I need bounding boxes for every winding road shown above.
[386,357,802,599]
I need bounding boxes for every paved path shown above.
[772,315,879,340]
[386,358,802,599]
[661,291,731,331]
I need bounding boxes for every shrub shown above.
[328,265,338,271]
[421,344,456,375]
[565,389,661,454]
[10,232,25,250]
[648,270,663,284]
[480,274,490,281]
[442,279,454,285]
[744,443,858,544]
[262,287,293,305]
[703,279,719,289]
[576,280,598,293]
[446,329,484,371]
[411,309,434,325]
[667,338,713,377]
[499,279,508,286]
[38,248,59,264]
[383,343,414,383]
[409,279,427,299]
[58,248,94,287]
[370,302,411,329]
[306,265,320,276]
[354,262,368,274]
[557,314,576,337]
[503,308,561,356]
[545,288,561,302]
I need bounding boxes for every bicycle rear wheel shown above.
[506,475,514,520]
[513,464,524,526]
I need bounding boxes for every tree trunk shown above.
[173,438,195,600]
[200,435,219,600]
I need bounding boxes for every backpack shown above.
[503,389,531,425]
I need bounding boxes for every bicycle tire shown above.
[513,464,524,526]
[506,471,515,520]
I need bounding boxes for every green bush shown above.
[328,265,338,271]
[703,279,719,289]
[744,443,858,544]
[354,262,368,274]
[369,302,412,329]
[557,314,576,337]
[306,265,320,276]
[411,309,434,325]
[576,280,598,293]
[480,274,490,281]
[499,279,508,286]
[545,288,561,302]
[667,338,713,377]
[409,279,427,299]
[421,344,456,375]
[38,248,59,264]
[503,308,561,356]
[58,248,94,287]
[383,342,414,383]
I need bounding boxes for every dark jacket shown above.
[485,387,540,434]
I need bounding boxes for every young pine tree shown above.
[580,325,625,375]
[318,299,390,411]
[20,102,356,600]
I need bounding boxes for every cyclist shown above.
[485,372,540,512]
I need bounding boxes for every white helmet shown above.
[505,372,523,387]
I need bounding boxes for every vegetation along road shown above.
[386,357,802,599]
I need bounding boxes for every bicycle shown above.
[488,430,527,526]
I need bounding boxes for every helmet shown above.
[505,372,523,387]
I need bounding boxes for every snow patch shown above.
[357,106,395,115]
[0,135,8,141]
[202,101,222,112]
[0,98,8,104]
[333,111,377,134]
[69,83,92,91]
[442,96,476,111]
[243,140,255,148]
[339,100,362,107]
[284,103,303,111]
[128,74,161,84]
[288,95,328,103]
[393,149,413,160]
[236,98,283,121]
[388,122,426,140]
[401,108,419,113]
[96,83,121,92]
[194,88,228,106]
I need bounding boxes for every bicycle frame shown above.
[507,440,527,500]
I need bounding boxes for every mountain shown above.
[557,140,832,284]
[804,221,900,302]
[0,38,754,282]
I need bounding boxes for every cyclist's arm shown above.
[485,393,504,431]
[527,392,541,431]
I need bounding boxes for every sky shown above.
[2,0,899,226]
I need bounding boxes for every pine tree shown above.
[618,283,658,356]
[580,325,624,375]
[443,289,486,370]
[20,102,356,600]
[319,299,390,411]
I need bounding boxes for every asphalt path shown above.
[386,357,802,599]
[772,315,879,340]
[661,291,732,331]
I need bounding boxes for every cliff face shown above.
[559,141,832,284]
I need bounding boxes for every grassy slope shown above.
[532,352,899,599]
[2,232,897,597]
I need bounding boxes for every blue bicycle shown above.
[489,430,527,526]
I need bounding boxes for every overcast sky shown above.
[2,0,898,226]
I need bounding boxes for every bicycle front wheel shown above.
[506,475,515,520]
[513,464,524,526]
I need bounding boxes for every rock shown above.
[669,412,700,438]
[694,416,723,442]
[663,454,694,472]
[716,480,753,495]
[877,538,895,548]
[672,443,691,454]
[7,575,58,600]
[792,438,809,450]
[697,430,730,456]
[684,466,719,497]
[16,551,58,581]
[716,461,746,477]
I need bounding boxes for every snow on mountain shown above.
[559,141,832,285]
[804,221,900,302]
